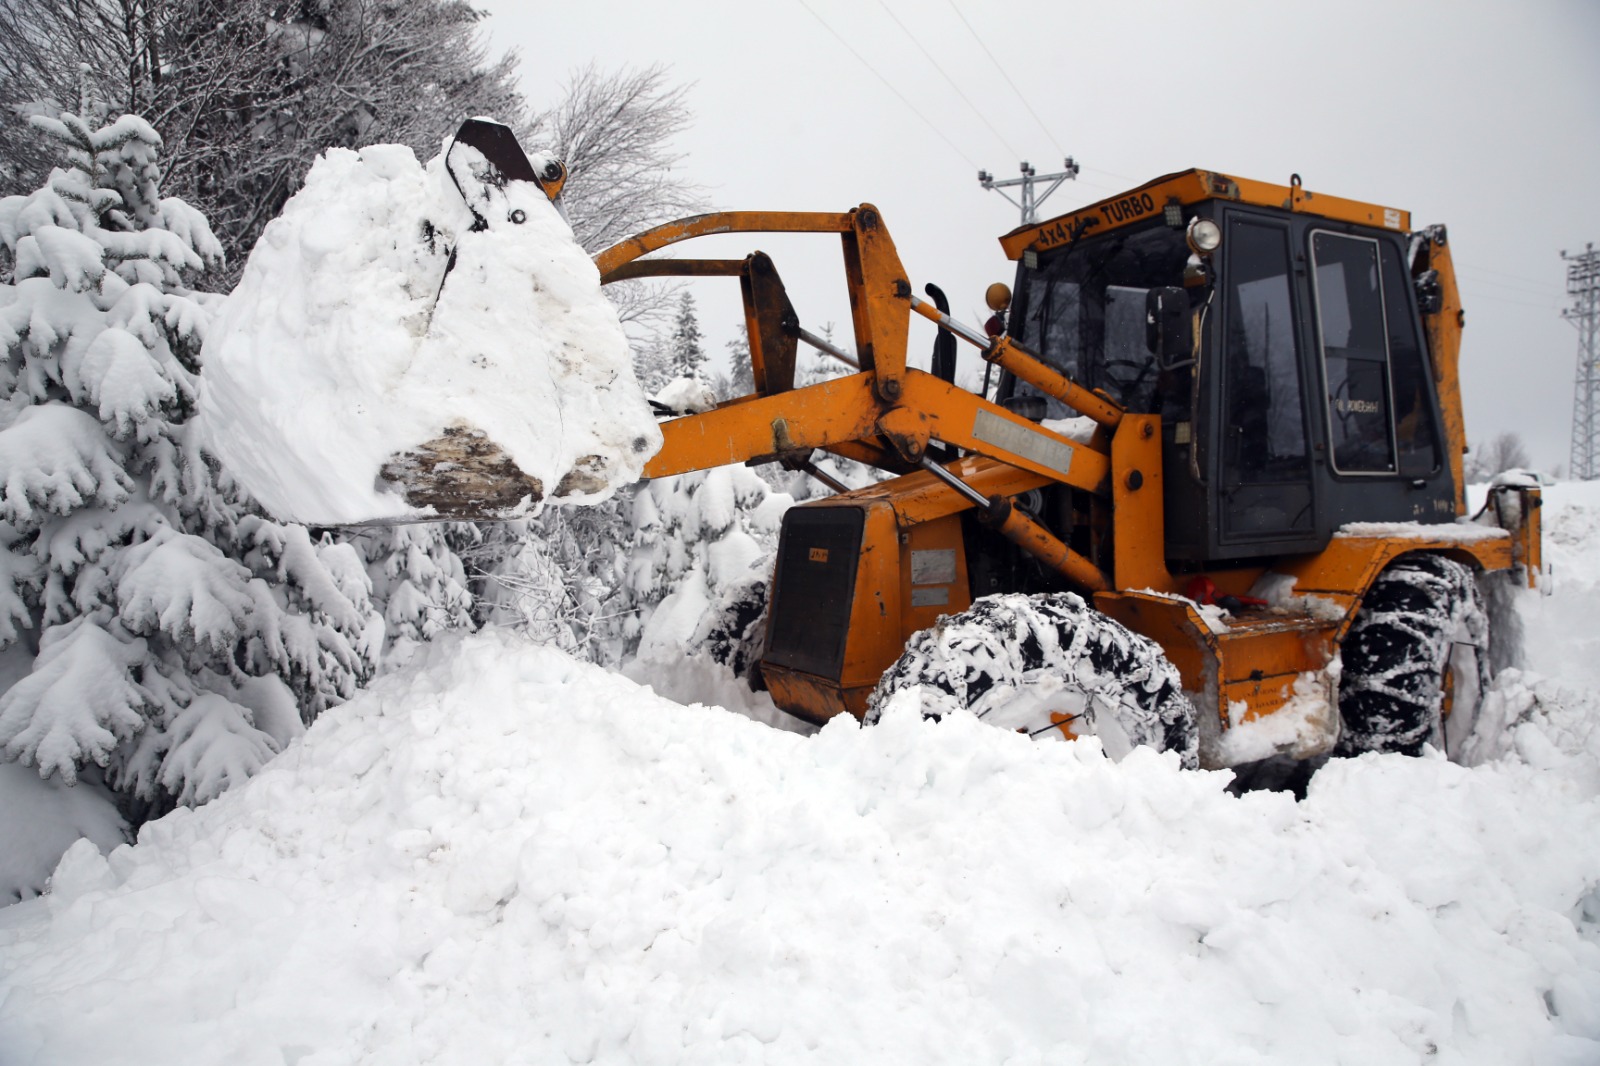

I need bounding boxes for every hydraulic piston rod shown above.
[919,455,1109,592]
[792,323,860,369]
[908,294,1123,429]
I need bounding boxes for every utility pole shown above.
[978,158,1079,226]
[1565,243,1600,480]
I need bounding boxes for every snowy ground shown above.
[1,485,1598,1065]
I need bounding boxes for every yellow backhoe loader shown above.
[400,122,1542,771]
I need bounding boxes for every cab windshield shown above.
[1007,222,1194,415]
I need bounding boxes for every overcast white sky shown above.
[478,0,1600,472]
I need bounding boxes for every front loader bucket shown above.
[199,117,661,527]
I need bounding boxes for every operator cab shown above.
[995,170,1455,566]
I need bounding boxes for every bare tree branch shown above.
[1465,431,1533,483]
[537,63,704,256]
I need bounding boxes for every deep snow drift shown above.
[1,484,1598,1065]
[199,138,660,525]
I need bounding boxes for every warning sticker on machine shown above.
[910,549,957,585]
[972,409,1075,476]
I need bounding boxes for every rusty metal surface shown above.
[761,664,873,724]
[602,259,747,281]
[741,253,799,396]
[594,211,855,279]
[1094,589,1342,768]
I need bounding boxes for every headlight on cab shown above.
[1186,217,1222,256]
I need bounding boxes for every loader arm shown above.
[594,207,1118,492]
[593,206,1138,595]
[597,208,909,403]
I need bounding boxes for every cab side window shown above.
[1380,241,1442,476]
[1312,232,1396,473]
[1222,218,1308,484]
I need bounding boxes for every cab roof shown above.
[998,169,1411,261]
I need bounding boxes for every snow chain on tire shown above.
[1335,553,1489,757]
[866,592,1198,769]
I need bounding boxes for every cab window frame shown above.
[1308,227,1402,478]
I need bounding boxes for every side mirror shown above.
[1145,286,1191,368]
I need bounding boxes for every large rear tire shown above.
[1335,553,1489,758]
[866,592,1198,768]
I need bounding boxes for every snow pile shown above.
[652,376,718,415]
[4,483,1600,1062]
[3,627,1599,1064]
[1518,479,1600,686]
[199,137,661,525]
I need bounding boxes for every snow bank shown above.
[199,138,661,525]
[1516,479,1600,686]
[3,627,1598,1065]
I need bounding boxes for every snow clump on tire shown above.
[867,592,1198,769]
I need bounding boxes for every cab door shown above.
[1216,212,1318,549]
[1304,227,1452,526]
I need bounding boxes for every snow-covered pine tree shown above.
[0,110,383,834]
[669,292,706,381]
[346,524,474,664]
[726,324,754,398]
[624,465,786,667]
[465,502,636,661]
[631,338,675,395]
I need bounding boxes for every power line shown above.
[875,0,1021,160]
[1461,289,1563,311]
[1081,163,1139,184]
[1457,274,1558,299]
[1457,261,1558,288]
[1073,176,1135,196]
[794,0,981,171]
[945,1,1064,158]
